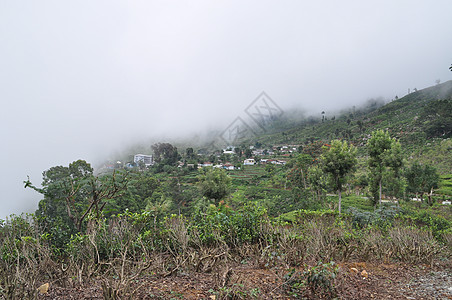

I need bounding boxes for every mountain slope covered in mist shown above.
[243,80,452,173]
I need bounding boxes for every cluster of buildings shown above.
[192,158,286,169]
[183,162,238,170]
[100,144,298,172]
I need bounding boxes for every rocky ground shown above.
[38,262,452,299]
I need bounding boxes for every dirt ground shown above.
[39,261,452,299]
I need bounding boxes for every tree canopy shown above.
[197,167,231,204]
[367,130,403,206]
[321,139,357,213]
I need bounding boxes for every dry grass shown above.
[0,213,450,299]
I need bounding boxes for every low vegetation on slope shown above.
[1,81,451,299]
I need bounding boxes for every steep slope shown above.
[245,80,452,173]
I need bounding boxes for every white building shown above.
[243,158,255,165]
[134,154,154,166]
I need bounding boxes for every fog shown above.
[1,1,451,218]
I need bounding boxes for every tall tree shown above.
[383,138,404,200]
[287,153,313,190]
[25,160,129,235]
[185,147,194,159]
[308,165,329,203]
[151,142,179,166]
[321,140,357,213]
[367,130,399,206]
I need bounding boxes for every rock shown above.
[361,270,368,279]
[37,283,49,294]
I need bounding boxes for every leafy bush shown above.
[190,202,269,247]
[284,261,338,299]
[347,205,399,229]
[397,209,451,237]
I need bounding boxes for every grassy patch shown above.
[437,174,452,196]
[340,195,374,211]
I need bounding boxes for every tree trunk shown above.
[300,169,306,189]
[379,178,382,206]
[338,189,342,214]
[428,188,434,206]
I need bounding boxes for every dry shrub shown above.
[304,220,336,261]
[162,216,231,274]
[272,225,306,267]
[164,215,189,253]
[211,266,261,300]
[355,229,391,262]
[303,219,359,262]
[0,215,60,300]
[388,226,444,265]
[440,231,452,253]
[66,217,158,299]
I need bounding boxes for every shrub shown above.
[389,226,443,265]
[284,261,338,299]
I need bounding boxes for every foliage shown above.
[190,202,269,247]
[284,261,338,299]
[419,99,452,138]
[367,130,403,206]
[287,153,313,190]
[0,214,56,299]
[321,139,357,213]
[151,142,180,166]
[405,161,440,205]
[1,201,451,299]
[197,168,232,204]
[307,165,329,203]
[303,261,338,298]
[25,160,131,248]
[397,208,451,237]
[9,80,452,298]
[346,205,400,229]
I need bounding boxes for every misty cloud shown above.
[1,0,452,218]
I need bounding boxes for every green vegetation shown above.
[1,81,452,298]
[321,140,357,213]
[367,130,403,206]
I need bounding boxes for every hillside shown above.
[244,80,452,174]
[5,81,452,300]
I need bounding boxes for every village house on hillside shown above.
[134,154,154,166]
[243,158,255,165]
[223,163,235,170]
[199,162,213,168]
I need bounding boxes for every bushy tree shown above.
[151,142,179,166]
[197,168,231,204]
[383,139,404,200]
[25,160,129,246]
[367,130,403,206]
[25,160,93,233]
[405,162,440,205]
[308,165,329,203]
[287,153,313,190]
[321,140,357,213]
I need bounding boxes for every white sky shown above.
[1,1,451,218]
